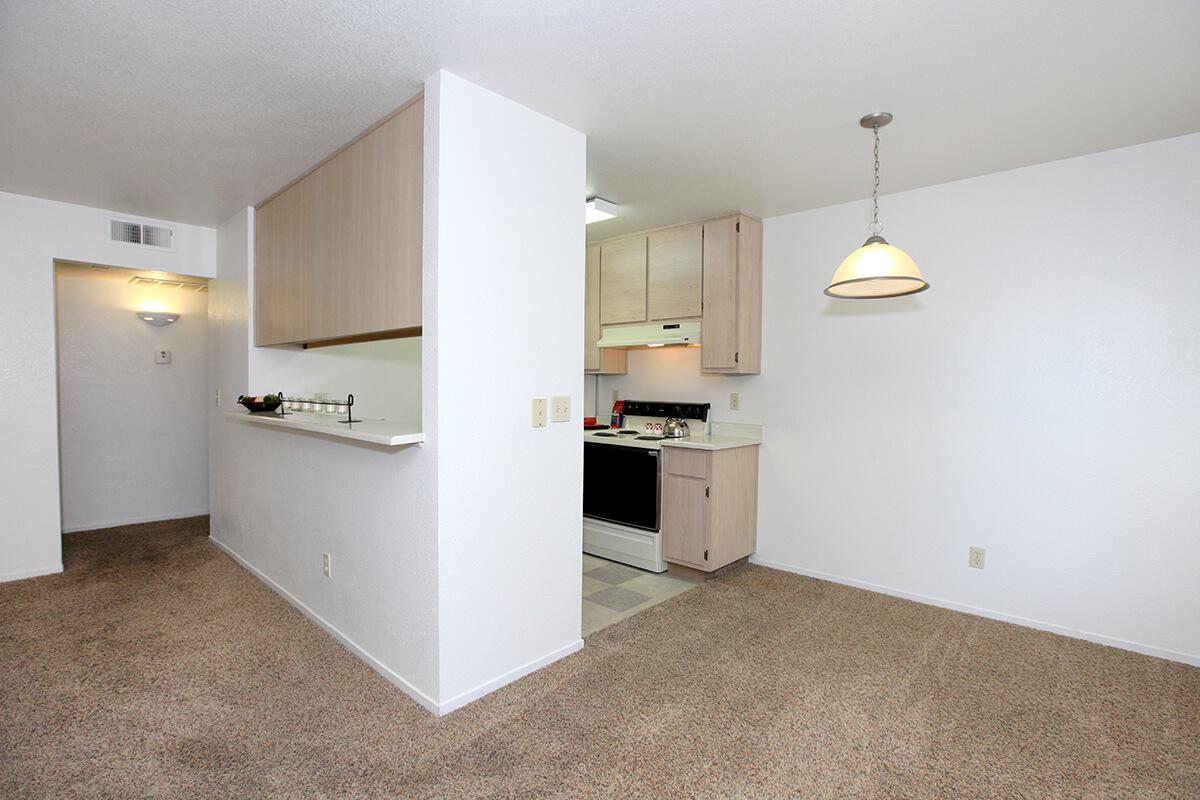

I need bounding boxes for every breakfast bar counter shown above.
[224,410,424,447]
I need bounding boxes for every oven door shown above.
[583,442,661,531]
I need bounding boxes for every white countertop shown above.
[660,433,761,451]
[583,421,762,451]
[224,410,424,447]
[661,421,763,451]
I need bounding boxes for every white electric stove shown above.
[582,400,711,572]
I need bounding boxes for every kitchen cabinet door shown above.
[701,214,762,374]
[701,217,739,370]
[253,173,313,346]
[584,244,628,374]
[584,244,602,371]
[600,236,648,325]
[662,472,710,568]
[647,223,703,320]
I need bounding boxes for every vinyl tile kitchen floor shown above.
[582,553,696,636]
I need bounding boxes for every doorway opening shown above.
[53,260,210,536]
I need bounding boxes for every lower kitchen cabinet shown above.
[661,445,759,571]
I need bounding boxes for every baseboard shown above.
[0,563,64,583]
[749,556,1200,668]
[63,509,210,534]
[208,536,441,715]
[438,638,585,717]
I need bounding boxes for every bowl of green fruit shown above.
[238,394,282,413]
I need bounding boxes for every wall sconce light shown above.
[136,311,179,327]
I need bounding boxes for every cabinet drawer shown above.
[665,447,709,479]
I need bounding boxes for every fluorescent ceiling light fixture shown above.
[136,311,179,327]
[825,112,929,299]
[585,197,618,224]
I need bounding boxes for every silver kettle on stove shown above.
[662,418,690,439]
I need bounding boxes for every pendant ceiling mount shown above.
[825,111,929,299]
[859,111,893,129]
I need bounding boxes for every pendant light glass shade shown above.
[825,235,929,298]
[826,112,929,299]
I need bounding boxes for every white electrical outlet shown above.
[730,392,740,411]
[154,349,172,364]
[531,398,547,427]
[214,388,221,407]
[969,546,986,570]
[551,396,571,423]
[322,552,332,577]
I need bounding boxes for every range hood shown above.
[597,321,701,348]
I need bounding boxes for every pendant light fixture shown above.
[825,112,929,299]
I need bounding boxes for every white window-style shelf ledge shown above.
[224,410,424,448]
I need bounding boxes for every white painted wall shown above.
[208,206,441,708]
[56,266,209,531]
[209,72,586,714]
[0,190,215,582]
[600,133,1200,665]
[428,71,586,710]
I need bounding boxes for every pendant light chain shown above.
[869,124,882,236]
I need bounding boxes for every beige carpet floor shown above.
[1,517,1197,799]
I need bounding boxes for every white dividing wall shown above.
[209,72,585,714]
[0,190,215,582]
[207,206,441,708]
[600,133,1200,665]
[428,71,585,711]
[56,266,209,531]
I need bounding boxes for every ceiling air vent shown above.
[108,218,175,250]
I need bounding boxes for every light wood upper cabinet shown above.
[599,236,648,325]
[254,96,423,347]
[584,244,601,372]
[585,244,628,375]
[590,211,761,375]
[662,445,759,572]
[647,223,703,320]
[701,214,762,374]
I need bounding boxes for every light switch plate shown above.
[551,396,570,423]
[155,349,172,364]
[531,398,547,427]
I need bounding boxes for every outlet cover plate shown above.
[551,395,570,423]
[969,546,986,569]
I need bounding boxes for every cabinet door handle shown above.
[705,486,709,498]
[704,549,709,561]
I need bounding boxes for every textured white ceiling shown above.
[2,1,1197,236]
